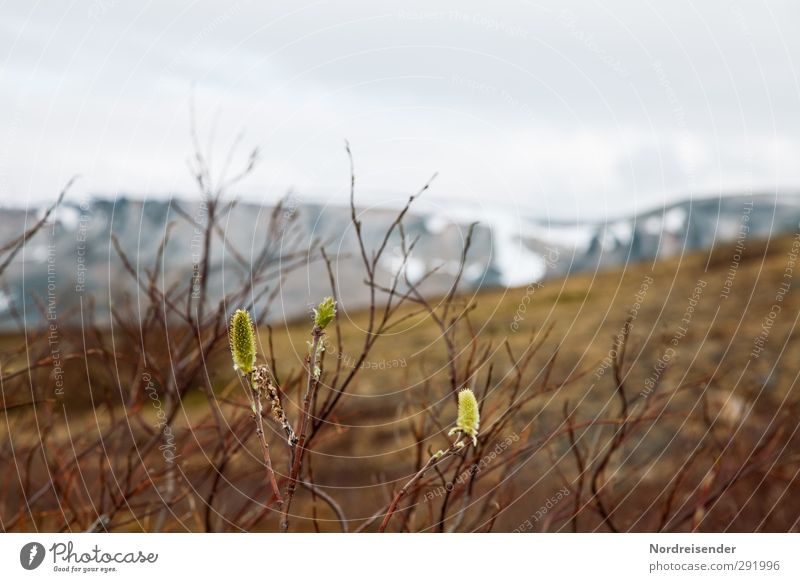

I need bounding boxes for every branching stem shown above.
[379,440,464,533]
[280,325,324,532]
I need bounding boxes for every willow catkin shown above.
[229,309,256,375]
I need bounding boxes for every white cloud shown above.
[1,0,799,218]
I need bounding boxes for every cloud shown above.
[1,0,799,219]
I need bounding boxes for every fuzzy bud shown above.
[313,297,337,330]
[449,388,480,445]
[230,309,257,374]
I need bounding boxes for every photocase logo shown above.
[20,542,46,570]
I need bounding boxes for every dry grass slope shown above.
[3,230,798,532]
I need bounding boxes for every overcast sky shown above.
[1,0,799,219]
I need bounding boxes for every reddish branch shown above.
[248,381,283,508]
[379,441,464,533]
[280,325,324,532]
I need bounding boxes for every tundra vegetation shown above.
[1,137,799,533]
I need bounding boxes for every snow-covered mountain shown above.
[1,193,798,329]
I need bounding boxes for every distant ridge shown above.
[0,192,797,329]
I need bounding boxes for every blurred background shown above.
[2,0,800,321]
[1,1,799,533]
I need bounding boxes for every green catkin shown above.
[449,388,480,445]
[230,309,257,374]
[313,297,337,330]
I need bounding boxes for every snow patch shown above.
[608,221,633,245]
[0,291,11,313]
[663,207,687,233]
[643,214,663,235]
[489,220,547,287]
[39,204,82,230]
[425,214,451,235]
[384,254,426,285]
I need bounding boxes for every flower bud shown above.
[449,388,480,445]
[230,309,257,374]
[313,297,337,330]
